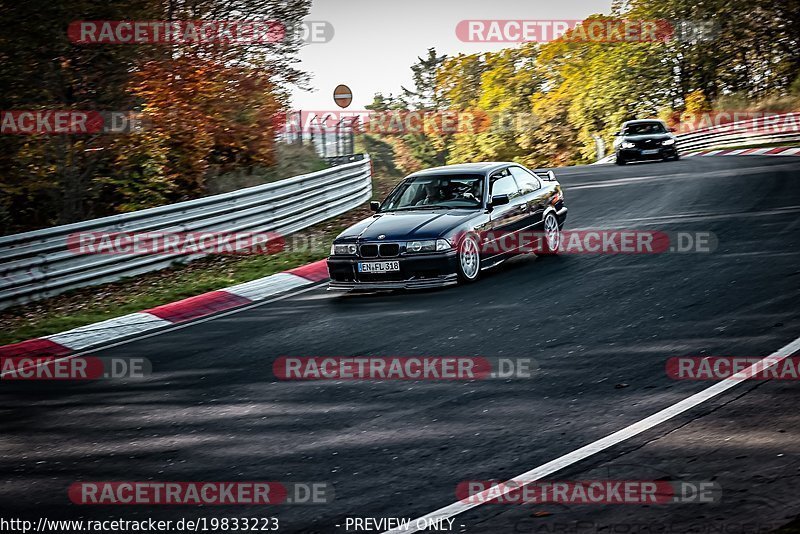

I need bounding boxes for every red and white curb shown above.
[594,145,800,164]
[0,260,329,358]
[684,146,800,158]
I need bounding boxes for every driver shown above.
[415,178,447,206]
[465,180,481,202]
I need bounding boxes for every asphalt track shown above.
[1,155,799,533]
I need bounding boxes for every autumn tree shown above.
[0,0,311,234]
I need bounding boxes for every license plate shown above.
[358,261,400,273]
[641,149,660,155]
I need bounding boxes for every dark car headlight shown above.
[330,243,357,255]
[621,141,636,149]
[406,239,451,253]
[662,138,675,146]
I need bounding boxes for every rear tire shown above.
[456,233,481,283]
[542,212,562,255]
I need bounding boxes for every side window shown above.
[510,166,541,195]
[489,169,521,198]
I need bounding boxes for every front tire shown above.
[615,154,626,165]
[456,233,481,283]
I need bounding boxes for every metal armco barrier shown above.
[325,153,366,167]
[676,111,800,151]
[0,155,372,309]
[596,112,800,163]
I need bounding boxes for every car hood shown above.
[336,210,472,241]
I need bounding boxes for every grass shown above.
[1,172,403,346]
[0,246,330,346]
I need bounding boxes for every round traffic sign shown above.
[333,85,352,108]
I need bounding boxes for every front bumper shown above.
[617,146,678,161]
[327,250,459,291]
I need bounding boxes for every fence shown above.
[0,156,372,309]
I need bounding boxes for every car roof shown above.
[407,162,517,178]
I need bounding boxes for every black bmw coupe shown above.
[613,119,679,165]
[327,162,568,290]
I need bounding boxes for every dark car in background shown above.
[613,119,679,165]
[327,162,567,291]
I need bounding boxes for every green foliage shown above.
[401,48,447,111]
[792,74,800,96]
[685,90,712,114]
[205,142,328,195]
[365,1,800,173]
[355,134,398,176]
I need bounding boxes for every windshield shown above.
[623,122,667,135]
[380,174,485,211]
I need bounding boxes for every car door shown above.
[483,168,526,261]
[510,166,548,228]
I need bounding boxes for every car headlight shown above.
[662,138,675,145]
[331,243,357,255]
[406,239,451,253]
[621,141,636,149]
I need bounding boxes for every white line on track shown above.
[381,334,800,534]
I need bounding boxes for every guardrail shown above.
[325,154,366,167]
[676,112,800,151]
[596,112,800,163]
[0,156,372,309]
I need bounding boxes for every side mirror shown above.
[545,170,556,181]
[489,194,510,207]
[370,201,381,212]
[613,131,622,136]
